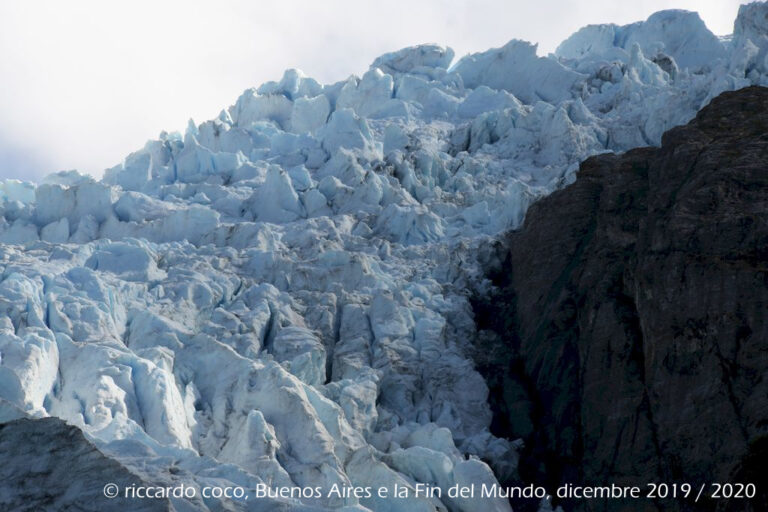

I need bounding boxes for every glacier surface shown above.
[1,4,768,511]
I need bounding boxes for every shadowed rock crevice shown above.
[473,86,768,512]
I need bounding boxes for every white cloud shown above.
[0,0,744,180]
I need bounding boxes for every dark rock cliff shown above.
[0,417,171,511]
[473,86,768,512]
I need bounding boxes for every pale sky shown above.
[0,1,745,181]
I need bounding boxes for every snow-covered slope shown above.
[1,4,767,511]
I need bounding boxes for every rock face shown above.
[0,417,170,511]
[474,86,768,512]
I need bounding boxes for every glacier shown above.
[1,4,768,511]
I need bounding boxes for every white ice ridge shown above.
[0,4,767,511]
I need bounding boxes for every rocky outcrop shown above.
[0,417,170,511]
[474,86,768,511]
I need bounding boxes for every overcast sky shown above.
[0,0,744,181]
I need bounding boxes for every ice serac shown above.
[371,44,455,76]
[557,9,726,71]
[453,40,585,103]
[735,1,768,44]
[0,4,766,512]
[733,1,768,81]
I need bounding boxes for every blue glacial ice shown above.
[0,4,767,511]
